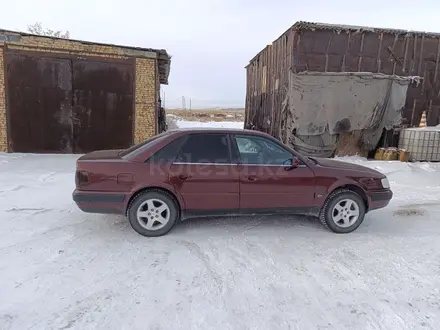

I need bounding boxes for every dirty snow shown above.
[1,127,440,329]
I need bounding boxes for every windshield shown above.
[119,131,172,157]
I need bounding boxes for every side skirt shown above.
[181,207,321,221]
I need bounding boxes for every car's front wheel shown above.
[127,190,179,237]
[319,189,366,233]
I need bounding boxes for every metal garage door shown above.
[5,50,134,153]
[5,51,73,153]
[72,58,134,153]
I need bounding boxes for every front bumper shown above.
[72,190,127,215]
[368,189,393,211]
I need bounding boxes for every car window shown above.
[119,131,172,157]
[234,135,292,165]
[236,137,259,153]
[147,135,188,163]
[175,133,231,164]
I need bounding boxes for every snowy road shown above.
[1,152,440,330]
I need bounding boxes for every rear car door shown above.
[232,134,315,212]
[168,133,240,214]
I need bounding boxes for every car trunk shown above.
[77,149,125,161]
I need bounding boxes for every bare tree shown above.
[27,22,70,39]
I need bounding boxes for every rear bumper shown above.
[368,189,393,211]
[72,190,127,215]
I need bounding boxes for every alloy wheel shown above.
[136,198,171,231]
[331,198,360,228]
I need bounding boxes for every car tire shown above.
[319,189,366,234]
[127,190,180,237]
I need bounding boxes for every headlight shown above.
[381,177,390,189]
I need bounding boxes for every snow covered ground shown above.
[1,121,440,329]
[173,119,244,129]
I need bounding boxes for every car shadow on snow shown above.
[88,214,326,238]
[85,207,435,238]
[171,214,325,236]
[171,208,438,237]
[171,213,399,236]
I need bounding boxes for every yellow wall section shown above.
[7,34,156,59]
[134,58,156,144]
[0,48,6,152]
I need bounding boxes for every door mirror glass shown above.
[283,156,300,170]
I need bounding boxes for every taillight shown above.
[75,170,89,186]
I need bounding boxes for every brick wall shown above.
[0,47,6,152]
[134,58,157,143]
[0,32,159,152]
[5,33,157,59]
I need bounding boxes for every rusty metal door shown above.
[72,58,134,153]
[5,51,73,153]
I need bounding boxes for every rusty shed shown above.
[0,29,171,154]
[245,21,440,156]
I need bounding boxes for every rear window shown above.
[147,135,188,163]
[175,133,231,164]
[119,131,172,157]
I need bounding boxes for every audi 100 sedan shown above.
[72,128,392,237]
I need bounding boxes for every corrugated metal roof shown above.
[292,21,440,37]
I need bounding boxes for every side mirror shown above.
[284,156,300,171]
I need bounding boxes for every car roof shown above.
[125,126,298,163]
[167,127,270,136]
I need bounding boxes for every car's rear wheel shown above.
[128,190,179,237]
[319,189,366,233]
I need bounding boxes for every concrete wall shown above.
[0,32,159,152]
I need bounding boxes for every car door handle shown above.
[246,175,258,182]
[178,174,190,181]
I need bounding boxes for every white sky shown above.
[1,0,440,108]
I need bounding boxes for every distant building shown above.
[245,21,440,155]
[0,29,171,153]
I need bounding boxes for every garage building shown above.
[245,21,440,155]
[0,29,170,153]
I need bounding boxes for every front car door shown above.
[168,133,240,216]
[232,134,316,213]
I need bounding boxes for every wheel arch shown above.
[125,186,183,216]
[329,183,369,210]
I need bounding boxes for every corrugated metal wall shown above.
[245,23,440,144]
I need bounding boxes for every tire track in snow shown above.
[179,240,223,290]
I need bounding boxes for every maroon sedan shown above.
[73,128,392,237]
